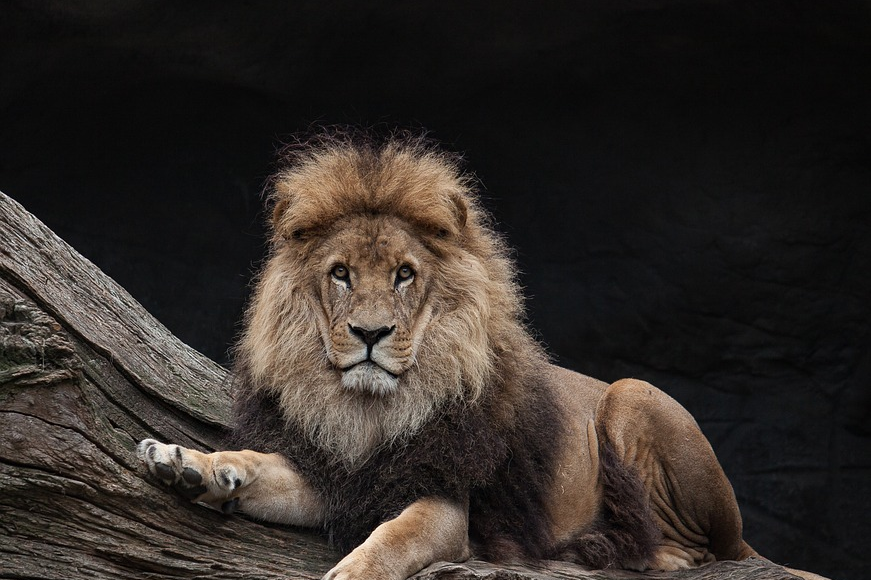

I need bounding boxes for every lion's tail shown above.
[547,442,660,570]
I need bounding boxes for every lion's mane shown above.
[233,129,546,464]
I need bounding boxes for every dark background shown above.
[1,1,869,578]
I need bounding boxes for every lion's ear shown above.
[430,191,469,240]
[270,182,312,242]
[271,196,305,242]
[270,195,309,243]
[447,191,468,234]
[272,197,290,229]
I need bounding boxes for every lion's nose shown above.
[348,324,395,347]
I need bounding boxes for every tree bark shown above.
[0,190,800,580]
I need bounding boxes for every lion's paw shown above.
[137,439,242,512]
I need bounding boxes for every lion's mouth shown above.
[340,360,397,377]
[340,361,400,396]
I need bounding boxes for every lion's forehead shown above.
[320,217,427,269]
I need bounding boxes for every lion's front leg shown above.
[324,497,470,580]
[137,439,324,527]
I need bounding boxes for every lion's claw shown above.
[221,498,240,514]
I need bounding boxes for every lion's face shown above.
[313,216,433,396]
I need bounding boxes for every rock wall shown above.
[1,2,868,578]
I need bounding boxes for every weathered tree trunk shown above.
[0,190,799,579]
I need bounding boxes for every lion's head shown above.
[235,131,539,463]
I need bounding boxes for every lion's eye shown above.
[331,264,350,282]
[395,265,415,285]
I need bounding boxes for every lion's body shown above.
[138,131,825,580]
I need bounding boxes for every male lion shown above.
[139,131,824,580]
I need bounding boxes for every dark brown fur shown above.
[230,355,563,557]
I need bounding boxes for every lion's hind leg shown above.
[137,439,323,526]
[594,379,749,571]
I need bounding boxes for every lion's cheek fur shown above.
[422,257,502,400]
[240,265,325,389]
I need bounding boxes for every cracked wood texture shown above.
[0,189,801,579]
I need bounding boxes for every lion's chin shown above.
[341,362,399,396]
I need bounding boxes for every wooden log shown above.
[0,190,800,579]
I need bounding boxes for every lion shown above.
[138,130,826,580]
